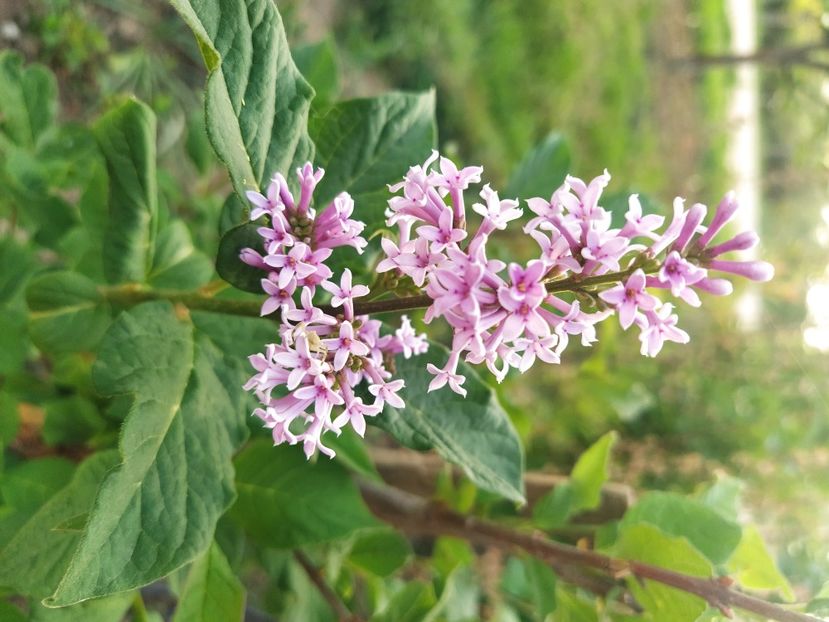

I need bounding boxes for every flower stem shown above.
[98,263,656,321]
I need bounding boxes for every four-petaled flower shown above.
[599,269,659,330]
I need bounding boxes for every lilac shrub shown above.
[241,153,772,457]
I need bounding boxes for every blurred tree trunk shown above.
[682,41,829,72]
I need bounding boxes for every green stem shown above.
[544,263,643,293]
[98,264,655,321]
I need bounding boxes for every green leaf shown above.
[503,556,558,620]
[0,52,57,148]
[428,564,480,622]
[372,582,437,622]
[93,99,158,284]
[613,524,712,622]
[294,40,340,107]
[42,396,108,447]
[0,451,119,599]
[0,390,20,446]
[348,528,411,577]
[0,122,103,248]
[807,581,829,616]
[173,542,246,622]
[532,483,574,530]
[504,133,570,200]
[0,457,75,512]
[29,593,133,622]
[171,0,315,197]
[620,491,742,565]
[26,271,111,353]
[526,424,617,528]
[0,235,37,304]
[217,193,249,235]
[47,301,249,606]
[431,537,475,578]
[375,343,525,503]
[325,427,381,481]
[551,586,598,622]
[0,306,29,375]
[569,431,617,513]
[190,310,275,360]
[697,475,743,522]
[0,601,26,622]
[185,110,213,175]
[230,440,377,548]
[726,525,794,601]
[310,91,437,233]
[148,221,213,289]
[215,223,265,293]
[0,149,78,246]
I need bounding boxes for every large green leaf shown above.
[0,452,119,599]
[620,491,742,565]
[93,99,158,284]
[26,271,111,354]
[173,542,246,622]
[504,132,570,200]
[310,91,437,233]
[0,51,57,149]
[231,440,377,548]
[47,301,249,605]
[375,343,525,503]
[171,0,315,198]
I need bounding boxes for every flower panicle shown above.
[240,158,773,456]
[379,151,772,394]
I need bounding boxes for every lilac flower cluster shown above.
[379,152,773,395]
[240,165,427,457]
[240,156,772,456]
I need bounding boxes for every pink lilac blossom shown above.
[241,164,427,458]
[379,151,773,395]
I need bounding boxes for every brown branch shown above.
[293,551,362,622]
[359,481,815,622]
[370,447,633,524]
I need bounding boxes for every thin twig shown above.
[359,481,816,622]
[293,550,361,622]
